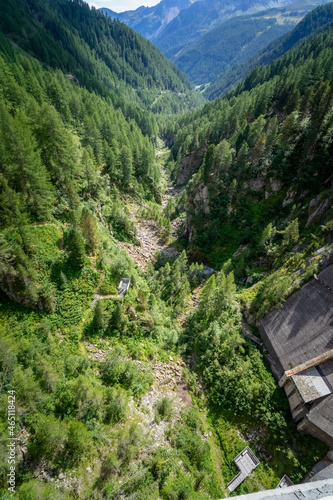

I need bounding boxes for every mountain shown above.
[164,10,333,462]
[101,0,331,91]
[0,0,203,120]
[100,0,199,41]
[101,0,293,58]
[173,11,295,86]
[0,0,332,498]
[0,9,228,496]
[169,11,333,271]
[0,0,204,310]
[204,0,333,99]
[153,0,293,57]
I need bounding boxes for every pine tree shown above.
[282,219,299,247]
[80,208,98,255]
[67,229,86,269]
[81,149,98,194]
[32,103,78,186]
[203,145,216,182]
[93,301,105,331]
[111,302,123,331]
[120,145,134,189]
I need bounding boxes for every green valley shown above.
[0,1,333,499]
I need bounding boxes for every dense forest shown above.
[0,0,203,123]
[0,0,333,499]
[174,15,293,86]
[169,12,333,312]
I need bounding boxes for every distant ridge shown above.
[100,0,198,41]
[204,0,333,99]
[101,0,333,96]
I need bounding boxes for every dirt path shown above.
[89,257,123,309]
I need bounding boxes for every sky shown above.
[87,0,160,13]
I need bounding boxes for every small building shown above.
[259,265,333,447]
[227,447,260,492]
[117,278,130,297]
[277,474,294,488]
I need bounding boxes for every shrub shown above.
[171,409,210,471]
[251,272,292,318]
[101,452,120,480]
[66,421,91,463]
[18,480,72,500]
[154,397,173,424]
[117,425,141,466]
[161,473,195,500]
[104,387,128,424]
[72,375,105,423]
[28,415,67,464]
[101,351,153,397]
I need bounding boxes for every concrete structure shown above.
[228,478,333,499]
[306,449,333,483]
[277,475,293,488]
[227,447,260,492]
[259,265,333,447]
[117,278,130,297]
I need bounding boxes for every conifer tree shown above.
[93,301,105,331]
[67,229,86,269]
[80,208,98,255]
[110,302,123,331]
[120,145,134,189]
[33,103,78,186]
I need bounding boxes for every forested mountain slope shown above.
[0,3,227,497]
[0,0,204,312]
[0,32,163,310]
[0,1,332,499]
[102,0,294,62]
[0,0,202,120]
[153,0,293,58]
[169,19,333,301]
[204,0,333,99]
[173,12,294,86]
[101,0,331,92]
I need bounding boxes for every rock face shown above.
[176,146,206,186]
[100,0,197,42]
[283,188,296,207]
[185,182,211,243]
[244,176,266,191]
[184,147,332,255]
[269,178,282,192]
[306,196,333,227]
[193,184,210,215]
